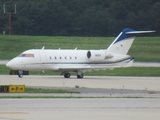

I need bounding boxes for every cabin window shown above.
[55,57,57,59]
[75,57,77,59]
[18,53,34,57]
[60,57,61,59]
[70,57,72,59]
[65,57,67,59]
[50,56,52,59]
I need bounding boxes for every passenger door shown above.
[38,50,47,66]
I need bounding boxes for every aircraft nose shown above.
[6,59,20,69]
[6,61,13,68]
[6,58,24,70]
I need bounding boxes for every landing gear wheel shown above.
[64,73,70,78]
[77,74,84,79]
[18,70,23,78]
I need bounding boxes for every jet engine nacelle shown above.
[86,50,113,61]
[87,50,105,61]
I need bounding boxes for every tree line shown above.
[0,0,160,36]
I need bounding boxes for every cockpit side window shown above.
[18,54,26,57]
[26,54,34,57]
[18,53,34,57]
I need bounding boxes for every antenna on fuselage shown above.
[42,46,45,50]
[74,47,77,50]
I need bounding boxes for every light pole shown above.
[3,4,16,35]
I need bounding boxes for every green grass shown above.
[129,37,160,62]
[0,65,10,74]
[0,35,111,59]
[0,35,160,62]
[25,87,79,93]
[1,65,160,76]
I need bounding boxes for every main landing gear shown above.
[77,71,84,79]
[77,74,84,78]
[64,73,70,78]
[63,72,84,79]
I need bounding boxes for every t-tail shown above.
[107,28,155,55]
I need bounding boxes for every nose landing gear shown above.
[18,70,23,78]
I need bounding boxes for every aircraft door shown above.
[38,50,47,65]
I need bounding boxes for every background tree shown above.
[0,0,159,36]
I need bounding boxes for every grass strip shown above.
[25,87,80,93]
[0,35,160,62]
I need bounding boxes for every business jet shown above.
[6,28,154,78]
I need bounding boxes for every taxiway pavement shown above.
[1,98,160,120]
[0,75,160,97]
[0,75,160,120]
[0,75,160,91]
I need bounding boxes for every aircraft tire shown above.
[77,74,84,79]
[64,73,70,78]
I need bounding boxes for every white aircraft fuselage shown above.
[6,28,154,78]
[7,49,131,71]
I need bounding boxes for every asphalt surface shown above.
[0,75,160,97]
[0,60,9,64]
[0,75,160,120]
[1,98,160,120]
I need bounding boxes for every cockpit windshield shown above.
[18,53,34,57]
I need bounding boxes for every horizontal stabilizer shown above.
[126,30,155,34]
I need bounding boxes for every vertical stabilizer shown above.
[107,28,155,55]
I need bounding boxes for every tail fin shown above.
[107,28,155,55]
